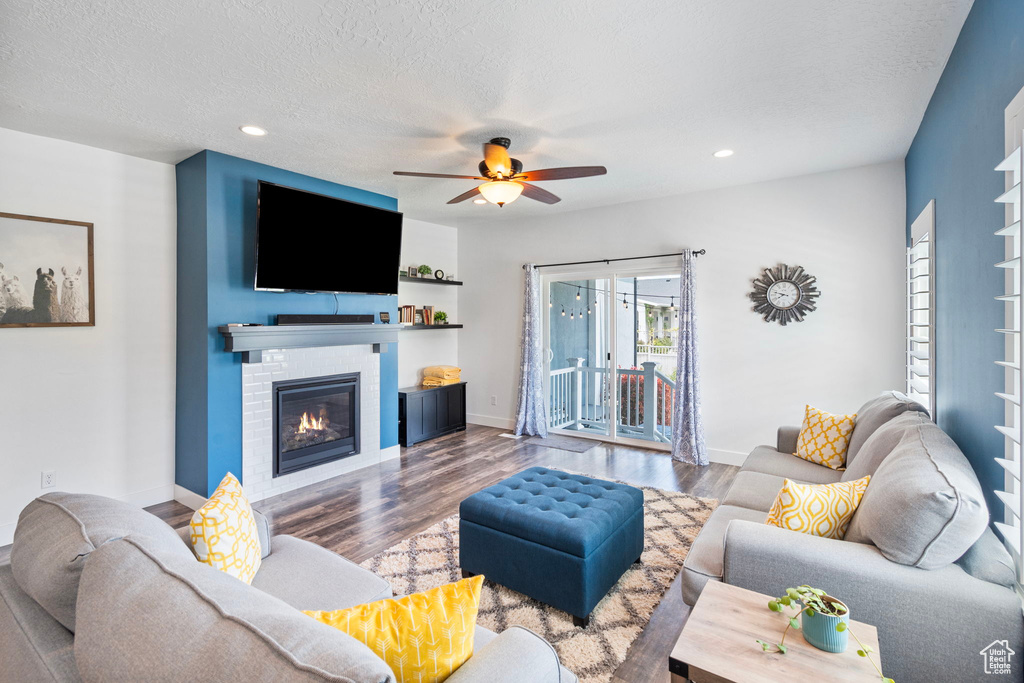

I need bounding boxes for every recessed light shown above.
[713,149,734,158]
[473,198,487,204]
[240,125,267,136]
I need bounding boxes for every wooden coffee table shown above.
[669,581,883,683]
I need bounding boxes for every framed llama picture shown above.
[0,212,95,328]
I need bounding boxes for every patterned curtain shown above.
[514,264,548,436]
[671,251,708,465]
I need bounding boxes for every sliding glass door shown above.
[543,268,680,448]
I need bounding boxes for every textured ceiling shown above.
[0,0,972,225]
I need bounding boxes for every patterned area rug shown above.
[361,478,717,683]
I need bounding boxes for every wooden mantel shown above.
[219,324,401,363]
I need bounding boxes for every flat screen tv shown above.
[255,180,403,295]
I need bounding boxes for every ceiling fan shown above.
[393,137,607,207]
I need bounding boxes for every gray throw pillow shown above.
[841,411,931,482]
[10,492,192,632]
[74,537,395,682]
[845,423,988,569]
[846,391,929,466]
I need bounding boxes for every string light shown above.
[549,300,553,308]
[669,296,676,310]
[587,301,593,314]
[561,306,565,317]
[576,286,581,300]
[570,308,574,320]
[622,294,628,309]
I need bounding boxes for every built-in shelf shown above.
[399,274,463,286]
[401,324,463,331]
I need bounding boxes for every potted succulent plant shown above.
[756,585,891,682]
[418,264,433,278]
[433,311,448,324]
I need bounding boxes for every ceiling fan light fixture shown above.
[473,198,487,204]
[478,180,524,207]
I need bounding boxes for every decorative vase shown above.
[800,597,849,653]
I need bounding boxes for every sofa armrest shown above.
[776,425,800,454]
[253,509,272,558]
[723,520,1024,682]
[445,626,568,683]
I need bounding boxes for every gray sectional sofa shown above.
[681,391,1024,683]
[0,492,575,682]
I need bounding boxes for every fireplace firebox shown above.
[273,373,360,477]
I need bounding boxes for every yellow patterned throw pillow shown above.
[305,575,483,683]
[189,472,262,584]
[766,476,871,539]
[794,404,857,469]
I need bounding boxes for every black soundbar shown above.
[276,314,376,325]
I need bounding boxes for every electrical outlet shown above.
[490,395,497,406]
[41,470,56,489]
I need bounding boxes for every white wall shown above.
[397,218,459,387]
[0,128,177,544]
[458,161,907,463]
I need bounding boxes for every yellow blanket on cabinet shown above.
[422,376,460,387]
[423,365,461,380]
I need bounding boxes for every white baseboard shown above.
[381,445,401,461]
[173,484,207,510]
[708,448,747,467]
[467,413,516,430]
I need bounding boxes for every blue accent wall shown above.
[176,150,399,497]
[905,0,1024,522]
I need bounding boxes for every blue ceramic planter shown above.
[801,597,850,653]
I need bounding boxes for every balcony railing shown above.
[548,359,674,443]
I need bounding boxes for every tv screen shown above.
[255,181,403,295]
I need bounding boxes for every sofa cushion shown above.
[73,536,395,682]
[0,563,79,683]
[740,446,843,485]
[190,472,262,584]
[252,535,393,610]
[956,527,1018,589]
[722,471,788,511]
[680,505,767,605]
[10,492,192,632]
[847,391,929,465]
[845,423,989,569]
[841,411,931,482]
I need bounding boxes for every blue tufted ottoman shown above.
[459,466,644,627]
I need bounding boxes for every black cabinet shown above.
[399,382,467,447]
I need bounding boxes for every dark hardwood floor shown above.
[148,424,737,683]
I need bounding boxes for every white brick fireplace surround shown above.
[241,345,399,502]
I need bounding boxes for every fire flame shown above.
[297,412,325,433]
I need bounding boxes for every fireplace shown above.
[273,373,360,477]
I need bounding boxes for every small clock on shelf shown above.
[434,269,445,280]
[749,264,819,326]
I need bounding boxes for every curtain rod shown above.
[524,249,705,270]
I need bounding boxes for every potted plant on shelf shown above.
[755,585,891,682]
[418,264,433,278]
[433,311,448,325]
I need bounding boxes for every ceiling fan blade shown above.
[394,171,486,180]
[447,186,482,204]
[519,182,561,205]
[483,142,513,175]
[515,166,607,181]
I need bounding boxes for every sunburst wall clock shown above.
[749,264,820,326]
